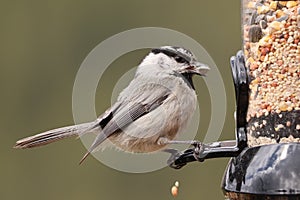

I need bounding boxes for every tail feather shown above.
[79,132,108,164]
[14,122,94,149]
[79,152,90,165]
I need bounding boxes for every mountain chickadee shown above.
[14,46,210,164]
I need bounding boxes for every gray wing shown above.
[79,85,171,164]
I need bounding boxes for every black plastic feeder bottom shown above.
[222,143,300,199]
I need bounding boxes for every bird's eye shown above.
[174,56,186,63]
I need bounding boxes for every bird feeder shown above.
[169,0,300,199]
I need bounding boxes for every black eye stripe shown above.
[151,48,191,63]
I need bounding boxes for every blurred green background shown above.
[1,1,242,199]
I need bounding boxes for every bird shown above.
[14,46,210,164]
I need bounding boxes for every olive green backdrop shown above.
[1,1,241,199]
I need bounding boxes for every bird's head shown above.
[137,46,210,89]
[140,46,210,77]
[152,46,210,76]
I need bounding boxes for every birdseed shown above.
[242,0,300,146]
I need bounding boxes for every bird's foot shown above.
[192,141,206,162]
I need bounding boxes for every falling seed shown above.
[175,181,179,188]
[171,186,178,197]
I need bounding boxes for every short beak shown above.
[180,62,210,76]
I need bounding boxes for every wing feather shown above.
[79,86,170,163]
